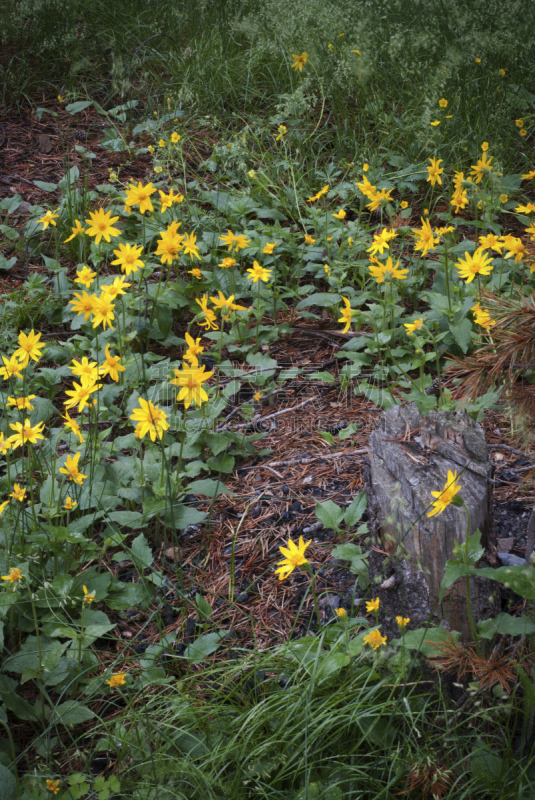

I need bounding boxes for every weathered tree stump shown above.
[368,403,495,640]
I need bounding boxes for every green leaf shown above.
[130,534,153,571]
[296,293,341,310]
[2,692,39,722]
[207,454,235,473]
[107,510,147,528]
[309,371,335,383]
[52,700,95,726]
[477,613,535,639]
[183,631,228,664]
[33,180,57,192]
[156,305,173,338]
[344,491,367,527]
[471,742,503,784]
[106,582,154,610]
[187,479,231,497]
[0,764,17,800]
[449,319,472,353]
[65,100,94,114]
[318,431,335,445]
[195,593,212,620]
[338,422,359,441]
[439,560,473,603]
[391,626,461,656]
[316,500,344,531]
[0,256,16,271]
[476,565,535,599]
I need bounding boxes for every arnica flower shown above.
[400,200,409,209]
[324,264,331,276]
[332,209,346,220]
[275,536,311,580]
[70,356,99,382]
[366,597,380,613]
[63,411,85,443]
[291,52,308,71]
[275,125,287,141]
[6,395,36,411]
[14,329,45,367]
[368,256,409,284]
[182,231,201,261]
[195,295,219,330]
[59,452,88,485]
[64,219,85,243]
[307,184,330,202]
[69,291,98,322]
[404,318,424,335]
[8,419,45,449]
[356,174,376,199]
[367,228,396,256]
[366,188,394,211]
[520,129,527,137]
[338,296,354,333]
[263,241,278,254]
[210,291,246,320]
[396,616,410,629]
[427,470,462,517]
[0,355,25,381]
[46,780,61,795]
[363,629,387,650]
[304,235,316,245]
[155,224,185,265]
[0,434,11,455]
[2,567,23,583]
[106,672,127,688]
[473,308,496,330]
[38,210,59,230]
[412,218,440,257]
[124,181,156,214]
[183,333,204,367]
[101,276,130,301]
[219,230,251,252]
[246,262,272,283]
[479,233,503,253]
[10,483,27,502]
[64,497,77,510]
[85,209,121,244]
[99,345,125,383]
[111,243,145,276]
[430,120,441,127]
[426,157,444,187]
[171,132,180,143]
[456,247,494,283]
[91,292,115,330]
[515,203,535,215]
[130,398,169,441]
[522,169,535,180]
[451,190,469,213]
[64,378,101,413]
[75,266,97,288]
[218,257,237,269]
[438,98,448,108]
[470,151,493,184]
[253,392,263,401]
[0,500,8,515]
[170,363,213,409]
[481,141,489,152]
[335,608,347,620]
[83,585,95,604]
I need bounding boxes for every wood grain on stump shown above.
[368,403,495,640]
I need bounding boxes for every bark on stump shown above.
[368,403,494,640]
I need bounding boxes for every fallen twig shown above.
[239,448,368,471]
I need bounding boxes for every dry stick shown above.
[525,509,535,566]
[240,448,368,471]
[231,394,321,430]
[488,443,534,461]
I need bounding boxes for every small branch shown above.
[240,448,368,471]
[488,444,534,461]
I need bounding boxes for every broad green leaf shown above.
[106,582,154,610]
[207,454,235,473]
[296,293,341,310]
[439,560,473,603]
[187,479,231,496]
[195,593,212,620]
[51,701,95,726]
[477,613,535,639]
[338,422,360,441]
[183,631,228,664]
[391,626,461,656]
[107,510,147,528]
[476,565,535,599]
[344,491,367,527]
[131,534,153,571]
[33,180,57,192]
[449,319,472,353]
[315,500,344,531]
[65,100,93,114]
